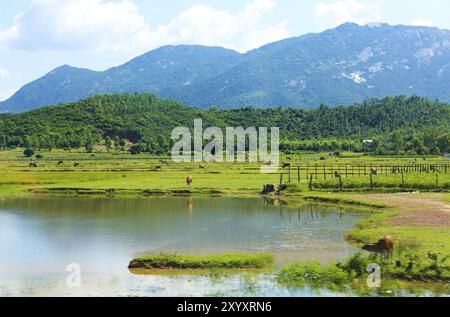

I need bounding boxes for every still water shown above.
[0,197,446,296]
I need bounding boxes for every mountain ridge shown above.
[2,22,450,112]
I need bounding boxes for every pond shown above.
[0,197,446,297]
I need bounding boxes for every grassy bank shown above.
[278,252,450,287]
[128,253,274,270]
[343,194,450,256]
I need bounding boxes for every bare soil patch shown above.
[358,194,450,227]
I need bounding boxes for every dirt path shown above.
[361,193,450,227]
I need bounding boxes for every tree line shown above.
[0,94,449,155]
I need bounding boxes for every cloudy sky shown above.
[0,0,449,101]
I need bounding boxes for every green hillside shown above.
[0,94,449,155]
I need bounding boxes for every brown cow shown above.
[29,162,38,168]
[73,162,80,167]
[186,176,193,188]
[362,236,394,254]
[58,161,64,166]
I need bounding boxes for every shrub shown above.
[23,149,35,157]
[129,144,142,155]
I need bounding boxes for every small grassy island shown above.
[128,253,274,270]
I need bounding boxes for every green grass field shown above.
[311,173,450,191]
[0,148,448,197]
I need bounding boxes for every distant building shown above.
[363,140,374,144]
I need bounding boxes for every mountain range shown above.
[2,22,450,113]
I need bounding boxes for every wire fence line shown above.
[281,163,450,184]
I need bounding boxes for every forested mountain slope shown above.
[1,94,449,154]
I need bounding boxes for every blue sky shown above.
[1,0,450,101]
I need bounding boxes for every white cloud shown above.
[313,0,381,30]
[0,0,289,53]
[411,19,434,27]
[0,68,10,78]
[0,0,149,50]
[140,0,289,52]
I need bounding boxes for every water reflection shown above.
[0,197,446,297]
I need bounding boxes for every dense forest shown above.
[0,94,449,155]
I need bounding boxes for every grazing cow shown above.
[362,236,394,254]
[334,171,341,178]
[29,162,38,168]
[155,165,162,170]
[199,164,206,169]
[73,162,80,167]
[58,161,64,166]
[370,168,378,175]
[186,176,193,188]
[282,163,291,169]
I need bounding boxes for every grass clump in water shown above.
[129,253,274,270]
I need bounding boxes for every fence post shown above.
[297,166,300,183]
[370,173,373,191]
[309,174,313,191]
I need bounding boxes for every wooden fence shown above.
[282,163,450,183]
